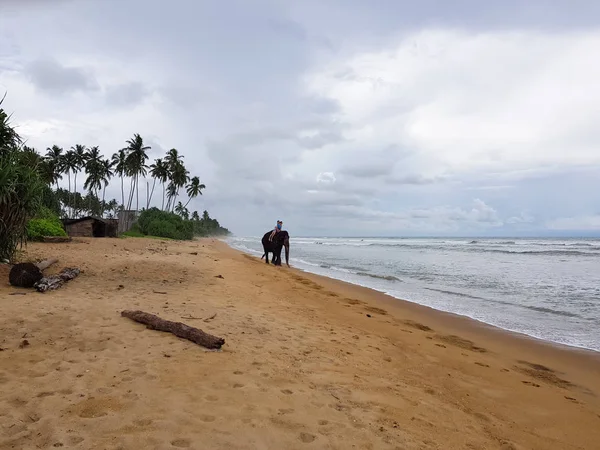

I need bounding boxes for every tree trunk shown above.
[148,179,157,209]
[35,268,80,292]
[121,310,225,350]
[161,183,165,211]
[35,258,58,271]
[67,171,72,217]
[74,172,78,217]
[102,185,107,217]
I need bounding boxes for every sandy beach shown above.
[1,237,599,450]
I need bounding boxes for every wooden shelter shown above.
[62,217,117,238]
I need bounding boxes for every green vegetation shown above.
[27,218,67,241]
[1,96,46,261]
[0,95,231,257]
[137,208,193,240]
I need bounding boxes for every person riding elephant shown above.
[261,229,290,267]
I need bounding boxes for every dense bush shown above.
[136,207,193,240]
[27,218,67,241]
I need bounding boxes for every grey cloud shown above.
[296,130,344,149]
[25,58,98,95]
[384,174,447,185]
[342,162,394,178]
[104,82,149,108]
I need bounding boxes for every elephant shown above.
[261,230,290,266]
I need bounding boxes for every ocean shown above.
[227,236,600,352]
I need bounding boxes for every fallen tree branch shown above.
[35,258,58,271]
[35,268,80,292]
[121,310,225,350]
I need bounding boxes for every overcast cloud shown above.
[1,0,599,236]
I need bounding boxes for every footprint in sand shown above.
[205,395,219,402]
[474,362,490,368]
[134,418,153,426]
[37,391,55,398]
[171,438,191,448]
[522,381,541,388]
[199,415,216,422]
[233,383,245,388]
[318,420,329,426]
[233,370,243,375]
[299,432,316,443]
[281,389,294,395]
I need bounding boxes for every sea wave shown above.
[357,272,402,282]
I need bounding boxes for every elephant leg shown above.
[263,244,269,264]
[273,245,282,266]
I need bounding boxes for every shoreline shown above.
[1,237,599,449]
[225,239,600,357]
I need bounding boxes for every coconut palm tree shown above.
[61,150,78,216]
[100,158,114,207]
[124,134,150,212]
[111,149,127,212]
[84,158,102,212]
[191,210,200,221]
[183,176,205,209]
[148,158,169,209]
[174,201,189,219]
[45,145,64,189]
[70,144,86,215]
[166,160,189,212]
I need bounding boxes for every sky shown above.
[1,0,600,237]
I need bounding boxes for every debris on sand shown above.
[121,310,225,350]
[35,268,81,292]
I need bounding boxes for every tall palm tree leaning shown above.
[61,149,78,217]
[44,145,64,190]
[83,146,103,212]
[183,176,205,209]
[100,158,114,210]
[111,149,127,215]
[148,158,168,209]
[123,133,150,213]
[164,148,185,211]
[71,144,86,217]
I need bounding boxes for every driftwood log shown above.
[8,259,59,288]
[121,310,225,350]
[35,268,80,292]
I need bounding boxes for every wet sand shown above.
[1,237,599,450]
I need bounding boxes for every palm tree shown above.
[84,158,102,213]
[99,158,114,208]
[167,160,189,212]
[71,144,86,216]
[45,145,64,189]
[191,210,200,221]
[111,149,127,212]
[174,201,189,219]
[85,146,102,168]
[183,176,205,209]
[124,134,150,212]
[148,158,169,209]
[61,150,78,216]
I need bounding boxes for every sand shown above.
[1,237,599,450]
